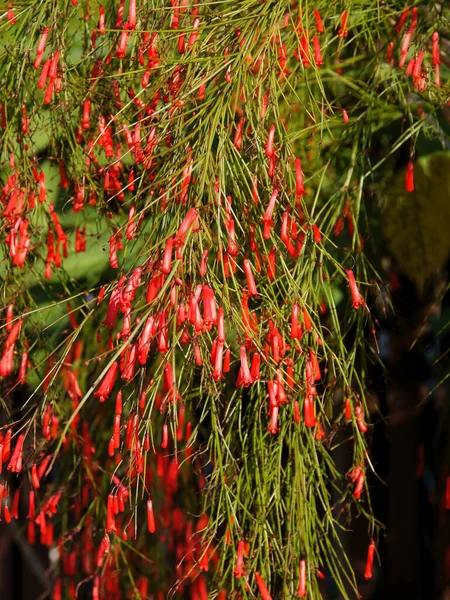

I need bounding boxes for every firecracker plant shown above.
[0,0,448,599]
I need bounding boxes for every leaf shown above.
[382,151,450,294]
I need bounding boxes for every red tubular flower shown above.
[27,490,35,520]
[6,318,22,347]
[268,405,279,435]
[297,32,310,67]
[234,117,244,151]
[158,311,169,353]
[268,152,276,179]
[38,59,50,89]
[272,335,280,363]
[250,352,261,381]
[188,18,200,48]
[243,258,258,296]
[297,559,306,597]
[295,158,307,198]
[285,359,294,388]
[125,413,138,450]
[266,124,275,157]
[189,288,203,332]
[223,348,231,373]
[432,31,440,66]
[17,352,28,385]
[313,36,323,66]
[174,207,198,246]
[251,175,259,204]
[3,430,11,463]
[147,498,156,532]
[394,8,409,34]
[290,303,302,339]
[67,303,78,330]
[212,341,224,381]
[210,338,218,366]
[338,11,348,38]
[198,547,209,572]
[106,494,117,532]
[217,306,226,343]
[386,40,395,63]
[344,398,352,419]
[98,6,105,34]
[198,76,206,100]
[4,503,11,523]
[146,273,164,304]
[202,285,217,327]
[412,50,424,83]
[308,350,321,381]
[161,237,173,274]
[303,308,312,331]
[94,361,118,402]
[255,572,272,600]
[8,434,25,473]
[315,420,325,441]
[36,455,52,483]
[281,212,297,257]
[161,423,168,449]
[102,281,124,329]
[364,540,376,579]
[314,10,324,33]
[267,380,278,412]
[200,248,209,277]
[293,400,301,423]
[233,540,245,577]
[36,27,50,57]
[238,345,253,387]
[355,404,368,433]
[346,269,365,309]
[163,363,174,394]
[353,469,365,499]
[43,78,55,104]
[109,235,119,268]
[128,0,136,29]
[34,52,44,70]
[226,218,238,256]
[410,7,418,32]
[96,534,110,568]
[262,188,278,226]
[121,343,137,381]
[0,346,14,377]
[405,160,414,192]
[49,50,60,80]
[31,463,40,488]
[312,224,322,244]
[82,99,91,130]
[11,489,19,519]
[303,395,316,428]
[116,30,130,58]
[399,30,412,68]
[194,344,202,366]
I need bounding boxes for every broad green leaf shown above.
[382,151,450,294]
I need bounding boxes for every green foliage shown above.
[382,152,450,294]
[0,1,448,599]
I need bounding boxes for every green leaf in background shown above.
[382,151,450,294]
